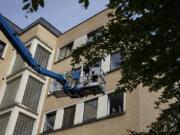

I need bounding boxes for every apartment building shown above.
[0,9,159,135]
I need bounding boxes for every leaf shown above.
[39,0,45,8]
[29,8,33,13]
[32,0,38,11]
[22,3,30,10]
[23,0,29,3]
[79,0,89,9]
[84,0,89,9]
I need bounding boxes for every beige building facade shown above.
[0,9,158,135]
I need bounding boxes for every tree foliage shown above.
[22,0,89,12]
[22,0,180,134]
[72,0,180,135]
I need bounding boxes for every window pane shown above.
[109,92,124,115]
[1,77,21,108]
[110,52,121,70]
[62,106,75,128]
[65,43,73,57]
[43,112,56,132]
[58,42,73,60]
[13,113,35,135]
[11,54,25,74]
[0,40,6,57]
[11,45,30,74]
[34,45,50,68]
[0,113,10,135]
[87,27,103,42]
[83,99,98,121]
[58,47,66,60]
[22,76,43,112]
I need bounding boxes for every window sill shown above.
[7,66,47,81]
[54,55,72,64]
[40,111,125,135]
[107,66,121,74]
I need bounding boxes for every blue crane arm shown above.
[0,13,69,89]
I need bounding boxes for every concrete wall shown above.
[0,31,14,88]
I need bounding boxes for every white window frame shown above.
[110,51,121,71]
[41,90,126,132]
[41,110,58,133]
[8,38,54,76]
[5,106,38,135]
[7,40,34,76]
[0,72,23,106]
[57,42,73,61]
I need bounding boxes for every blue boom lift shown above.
[0,13,105,98]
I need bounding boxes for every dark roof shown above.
[5,17,62,37]
[22,17,62,36]
[5,17,23,35]
[4,8,108,37]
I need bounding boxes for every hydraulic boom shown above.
[0,13,105,98]
[0,13,70,91]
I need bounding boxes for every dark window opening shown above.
[43,111,56,132]
[83,98,98,121]
[62,106,76,128]
[0,40,6,58]
[110,52,121,70]
[58,42,73,60]
[87,27,104,42]
[109,92,124,115]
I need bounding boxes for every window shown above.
[11,45,30,74]
[110,52,121,70]
[34,45,50,68]
[22,76,43,112]
[58,42,73,60]
[62,106,76,128]
[0,40,6,58]
[109,92,124,115]
[11,54,25,74]
[87,27,103,42]
[1,77,21,108]
[13,113,35,135]
[83,99,98,121]
[43,111,56,132]
[0,113,10,135]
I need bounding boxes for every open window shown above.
[108,92,124,115]
[43,111,56,132]
[62,106,76,128]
